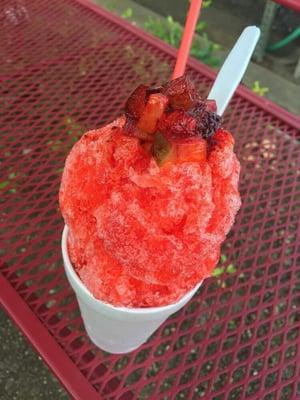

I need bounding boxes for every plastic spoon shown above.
[208,26,261,116]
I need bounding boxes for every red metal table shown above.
[1,1,300,399]
[274,0,300,12]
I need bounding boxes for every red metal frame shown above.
[0,275,100,400]
[273,0,300,12]
[1,1,300,399]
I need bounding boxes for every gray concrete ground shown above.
[0,309,68,400]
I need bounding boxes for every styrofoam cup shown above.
[62,225,202,354]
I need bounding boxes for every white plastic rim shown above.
[62,225,202,353]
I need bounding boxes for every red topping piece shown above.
[152,133,207,166]
[152,132,176,166]
[137,93,168,134]
[125,84,148,119]
[197,110,221,138]
[123,115,153,141]
[158,110,197,140]
[123,75,222,162]
[162,75,197,110]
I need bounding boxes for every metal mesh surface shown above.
[1,1,300,399]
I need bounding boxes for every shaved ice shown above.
[59,76,241,307]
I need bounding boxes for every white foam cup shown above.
[62,225,202,353]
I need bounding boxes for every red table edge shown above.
[0,274,101,400]
[1,1,300,399]
[75,0,300,131]
[274,0,300,12]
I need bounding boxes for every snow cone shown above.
[60,76,241,353]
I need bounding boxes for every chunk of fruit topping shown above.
[152,132,207,166]
[123,75,222,149]
[138,93,169,134]
[189,102,221,138]
[125,84,148,119]
[146,86,163,96]
[162,75,197,110]
[124,115,153,141]
[176,138,207,163]
[158,110,197,140]
[152,132,175,166]
[198,111,221,138]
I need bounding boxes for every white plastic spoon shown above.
[208,26,261,116]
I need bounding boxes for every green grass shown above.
[102,2,221,68]
[144,15,221,68]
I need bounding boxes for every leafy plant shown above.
[191,33,221,68]
[251,81,269,96]
[212,254,237,278]
[144,16,182,48]
[144,15,221,68]
[0,170,18,193]
[203,0,213,7]
[102,0,220,68]
[103,0,118,13]
[121,7,133,19]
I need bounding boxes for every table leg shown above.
[253,0,279,62]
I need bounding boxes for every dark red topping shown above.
[158,110,197,140]
[198,111,221,138]
[146,86,163,97]
[125,84,148,119]
[124,114,152,141]
[161,75,197,110]
[123,75,222,165]
[188,102,221,138]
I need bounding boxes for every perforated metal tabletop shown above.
[1,1,300,399]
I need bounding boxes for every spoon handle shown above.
[208,26,260,116]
